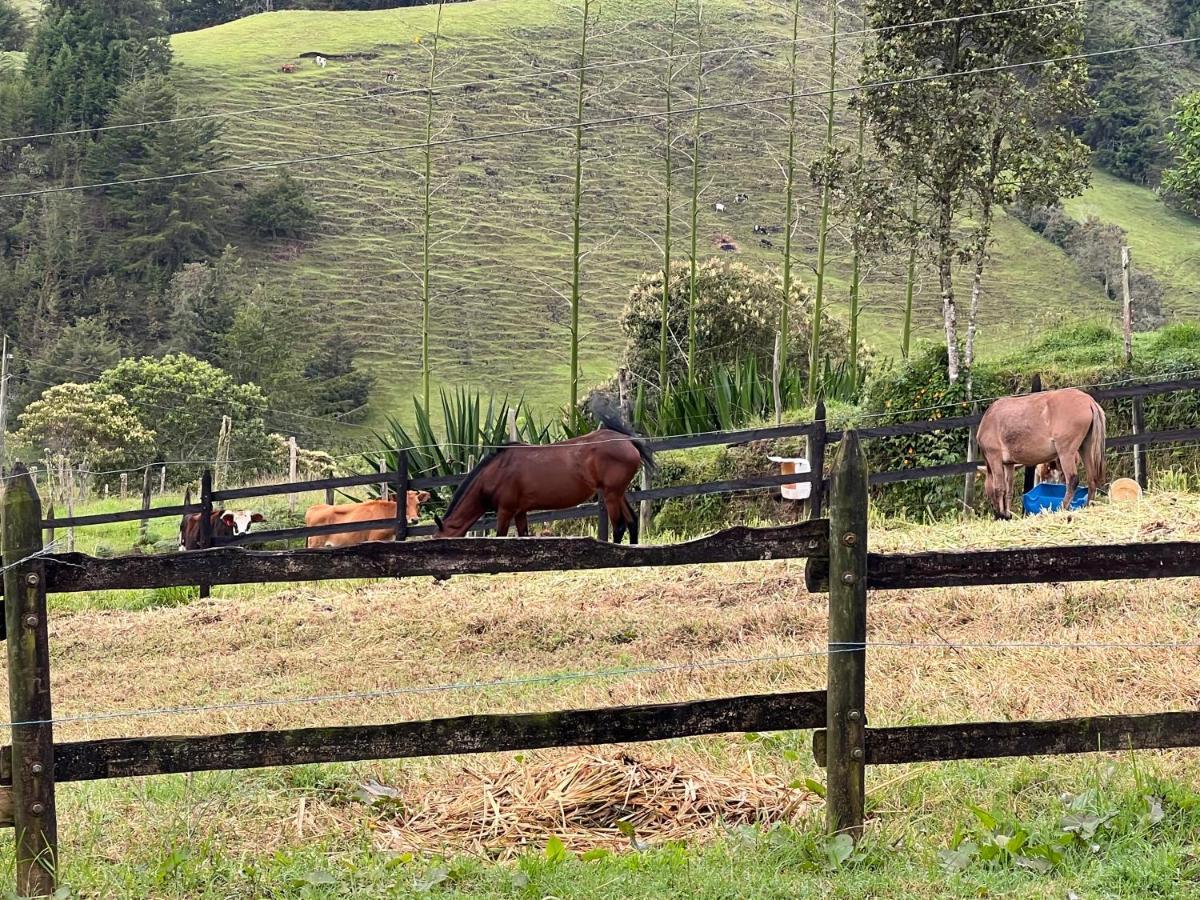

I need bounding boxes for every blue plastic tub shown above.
[1022,482,1089,516]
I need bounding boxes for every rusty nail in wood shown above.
[807,539,820,550]
[851,748,864,760]
[24,615,37,628]
[841,572,857,584]
[30,803,44,815]
[842,532,857,545]
[30,763,43,775]
[848,710,861,722]
[25,573,39,586]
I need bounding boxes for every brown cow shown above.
[179,509,265,551]
[304,493,430,548]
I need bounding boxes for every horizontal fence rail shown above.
[0,691,827,789]
[812,710,1200,766]
[0,521,830,597]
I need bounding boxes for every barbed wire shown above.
[0,0,1085,146]
[3,35,1195,202]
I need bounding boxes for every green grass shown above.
[1064,169,1200,323]
[170,0,1125,423]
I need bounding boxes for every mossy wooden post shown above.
[824,430,867,840]
[198,470,213,600]
[393,453,409,542]
[808,398,828,520]
[138,467,151,546]
[1022,374,1042,497]
[2,463,59,896]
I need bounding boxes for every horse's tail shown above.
[1084,398,1107,486]
[594,409,656,474]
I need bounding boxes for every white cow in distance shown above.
[315,55,327,68]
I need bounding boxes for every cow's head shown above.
[405,490,431,525]
[220,510,266,535]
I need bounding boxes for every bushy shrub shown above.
[620,258,860,391]
[242,172,317,238]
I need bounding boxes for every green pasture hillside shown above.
[172,0,1122,417]
[1065,169,1200,320]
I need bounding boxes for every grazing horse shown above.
[976,387,1106,519]
[433,414,654,542]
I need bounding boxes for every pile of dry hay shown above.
[372,750,816,855]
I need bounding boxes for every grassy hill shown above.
[172,0,1136,419]
[1065,169,1200,322]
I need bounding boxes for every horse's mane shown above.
[444,447,509,518]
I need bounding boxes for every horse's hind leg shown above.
[624,497,639,545]
[495,509,513,537]
[1056,447,1082,510]
[515,512,529,536]
[603,493,626,544]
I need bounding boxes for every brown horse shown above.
[976,387,1106,519]
[432,414,654,542]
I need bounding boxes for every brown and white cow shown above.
[179,509,266,551]
[304,493,430,548]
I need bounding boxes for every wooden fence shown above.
[2,421,1200,894]
[34,376,1200,551]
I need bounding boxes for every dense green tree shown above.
[302,330,375,422]
[860,0,1090,383]
[97,353,271,467]
[25,0,170,130]
[163,252,243,360]
[241,171,318,239]
[87,77,229,278]
[1162,92,1200,217]
[0,0,28,51]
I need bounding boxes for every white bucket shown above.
[768,456,811,501]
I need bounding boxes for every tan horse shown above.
[976,387,1106,519]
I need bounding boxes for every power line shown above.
[4,34,1194,202]
[0,0,1085,146]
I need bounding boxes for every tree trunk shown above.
[936,192,959,383]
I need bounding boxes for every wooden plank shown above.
[213,471,399,502]
[31,691,827,783]
[868,460,978,486]
[42,503,191,529]
[866,541,1200,591]
[32,521,830,594]
[858,710,1200,765]
[824,430,867,840]
[647,422,815,452]
[1090,377,1200,401]
[1107,427,1200,449]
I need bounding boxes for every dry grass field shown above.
[3,490,1199,896]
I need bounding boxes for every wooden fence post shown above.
[199,470,213,600]
[1022,373,1043,498]
[1,463,59,896]
[639,467,652,540]
[1132,396,1148,490]
[809,398,828,520]
[43,502,54,548]
[596,491,609,542]
[378,457,388,501]
[64,471,74,554]
[139,467,152,546]
[1121,245,1132,366]
[393,452,409,541]
[159,466,167,496]
[120,472,128,500]
[824,429,867,840]
[288,437,298,515]
[963,411,978,514]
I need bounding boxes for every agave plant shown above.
[367,388,570,491]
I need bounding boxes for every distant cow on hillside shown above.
[315,55,327,68]
[280,63,298,73]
